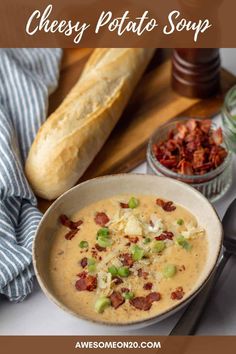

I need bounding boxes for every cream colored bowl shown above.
[33,174,223,329]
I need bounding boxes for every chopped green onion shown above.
[143,237,151,244]
[108,265,118,276]
[152,240,166,253]
[177,219,184,226]
[123,291,134,300]
[128,197,139,209]
[118,266,130,277]
[95,296,111,313]
[131,245,145,261]
[97,236,112,248]
[163,264,176,278]
[97,227,110,237]
[88,258,96,265]
[176,235,192,251]
[79,240,89,248]
[88,264,96,273]
[96,227,112,248]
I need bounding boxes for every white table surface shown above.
[1,49,236,335]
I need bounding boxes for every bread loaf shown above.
[25,48,155,200]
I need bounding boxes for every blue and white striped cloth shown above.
[0,49,62,302]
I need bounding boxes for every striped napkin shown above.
[0,49,62,302]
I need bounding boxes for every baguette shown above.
[25,48,155,200]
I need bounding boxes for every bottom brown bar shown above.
[1,336,236,354]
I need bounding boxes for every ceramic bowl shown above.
[33,174,223,329]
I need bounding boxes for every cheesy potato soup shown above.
[49,195,207,323]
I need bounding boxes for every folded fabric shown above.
[0,48,62,302]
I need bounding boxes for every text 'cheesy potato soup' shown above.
[49,195,207,324]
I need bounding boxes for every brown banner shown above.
[1,336,236,354]
[1,0,236,47]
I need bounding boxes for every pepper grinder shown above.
[171,0,222,98]
[172,48,221,98]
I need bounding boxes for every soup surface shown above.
[49,195,207,324]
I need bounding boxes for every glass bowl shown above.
[222,85,236,152]
[147,117,233,202]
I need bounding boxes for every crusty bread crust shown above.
[25,48,155,200]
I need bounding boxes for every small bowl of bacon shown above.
[147,117,233,202]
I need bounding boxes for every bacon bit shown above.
[200,119,211,133]
[210,145,227,168]
[155,231,174,241]
[171,287,185,300]
[65,229,79,240]
[125,242,131,247]
[167,129,175,140]
[129,292,161,311]
[178,160,193,175]
[121,287,130,293]
[109,291,125,309]
[160,157,178,169]
[75,275,97,292]
[186,118,198,132]
[192,149,205,169]
[124,235,139,243]
[195,162,213,172]
[94,212,110,226]
[120,253,134,267]
[143,282,153,290]
[120,202,129,208]
[129,296,152,311]
[137,269,149,279]
[95,243,106,252]
[152,119,227,175]
[80,257,88,268]
[156,199,165,208]
[146,292,161,303]
[163,201,176,212]
[176,123,188,139]
[77,271,87,278]
[186,141,197,152]
[212,127,223,146]
[112,276,123,285]
[60,214,83,240]
[156,199,176,212]
[60,214,83,230]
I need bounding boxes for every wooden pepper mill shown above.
[172,0,222,98]
[172,49,221,98]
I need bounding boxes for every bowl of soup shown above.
[33,174,223,329]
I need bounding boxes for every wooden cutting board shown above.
[38,49,236,212]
